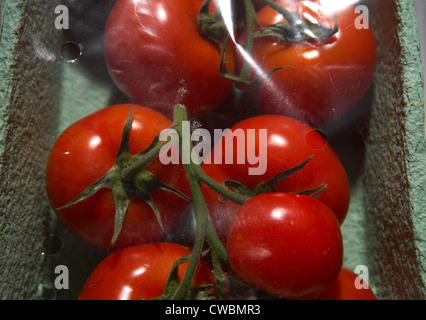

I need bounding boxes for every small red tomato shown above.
[227,193,343,300]
[45,104,189,250]
[239,0,377,127]
[104,0,235,119]
[316,267,377,300]
[79,242,214,300]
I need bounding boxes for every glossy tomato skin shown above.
[202,114,350,244]
[243,0,377,127]
[104,0,235,119]
[227,193,343,300]
[316,267,377,300]
[79,242,214,300]
[45,104,189,251]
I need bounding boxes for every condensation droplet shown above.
[52,133,73,155]
[305,129,328,150]
[41,234,63,256]
[306,229,331,255]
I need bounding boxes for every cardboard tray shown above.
[0,0,424,299]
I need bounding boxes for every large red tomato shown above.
[79,242,214,300]
[202,114,350,244]
[238,0,377,126]
[227,193,343,300]
[104,0,235,119]
[45,104,189,250]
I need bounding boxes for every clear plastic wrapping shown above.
[44,0,383,300]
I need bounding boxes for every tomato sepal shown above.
[152,254,216,300]
[256,0,338,42]
[220,155,327,201]
[197,0,227,46]
[252,155,313,194]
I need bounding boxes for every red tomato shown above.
[202,114,350,244]
[79,242,214,300]
[104,0,235,119]
[227,193,343,300]
[316,267,377,300]
[239,0,377,127]
[45,104,189,250]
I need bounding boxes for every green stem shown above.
[210,247,227,299]
[196,166,249,206]
[174,106,234,261]
[238,0,258,83]
[171,105,229,299]
[171,164,207,299]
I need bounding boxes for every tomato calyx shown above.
[253,16,338,43]
[57,108,190,248]
[197,0,228,47]
[152,254,215,300]
[256,0,338,42]
[222,155,327,200]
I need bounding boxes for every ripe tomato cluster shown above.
[46,0,378,300]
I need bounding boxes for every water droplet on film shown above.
[41,234,63,256]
